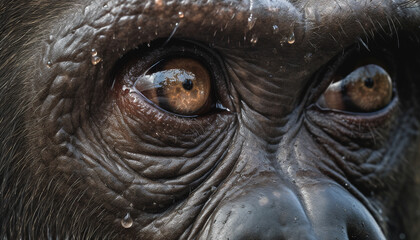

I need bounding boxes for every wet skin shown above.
[1,0,420,239]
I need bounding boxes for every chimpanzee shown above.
[1,0,420,239]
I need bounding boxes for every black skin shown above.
[1,0,420,239]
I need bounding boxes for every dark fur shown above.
[0,1,117,238]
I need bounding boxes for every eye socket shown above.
[135,57,213,115]
[115,39,230,117]
[317,64,393,113]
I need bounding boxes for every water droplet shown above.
[103,4,108,8]
[155,0,163,6]
[121,213,133,228]
[91,49,97,57]
[178,11,184,18]
[258,196,269,206]
[91,56,102,65]
[250,34,258,45]
[137,26,142,30]
[287,32,295,44]
[280,36,288,47]
[272,25,279,34]
[147,43,151,47]
[247,14,257,30]
[46,61,52,68]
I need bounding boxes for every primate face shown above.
[1,0,420,239]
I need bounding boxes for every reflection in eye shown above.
[135,57,212,116]
[318,64,393,113]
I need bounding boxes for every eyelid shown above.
[305,49,353,106]
[308,95,399,126]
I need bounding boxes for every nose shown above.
[198,182,318,240]
[197,177,386,240]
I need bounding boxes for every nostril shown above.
[347,226,380,240]
[346,217,386,240]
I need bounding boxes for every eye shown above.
[115,40,229,117]
[314,44,397,114]
[135,57,212,115]
[317,64,393,113]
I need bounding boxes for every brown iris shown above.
[319,64,393,113]
[135,57,212,115]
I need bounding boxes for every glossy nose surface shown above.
[198,184,318,240]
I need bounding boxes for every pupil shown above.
[364,77,374,88]
[183,79,193,90]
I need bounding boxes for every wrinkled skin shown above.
[1,0,420,239]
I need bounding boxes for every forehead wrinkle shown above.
[94,0,304,37]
